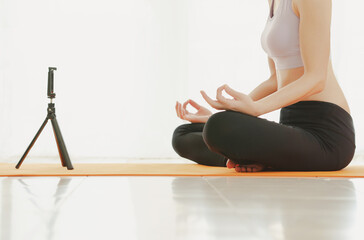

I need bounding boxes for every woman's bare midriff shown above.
[277,59,351,115]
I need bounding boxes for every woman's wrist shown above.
[253,101,263,117]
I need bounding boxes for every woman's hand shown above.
[200,84,261,116]
[175,99,212,123]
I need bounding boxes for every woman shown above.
[172,0,356,172]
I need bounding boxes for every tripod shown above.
[16,67,74,170]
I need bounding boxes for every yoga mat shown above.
[1,163,364,177]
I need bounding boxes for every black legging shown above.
[172,101,356,171]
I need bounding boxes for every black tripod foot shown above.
[16,117,49,169]
[51,117,74,170]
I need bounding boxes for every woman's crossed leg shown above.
[173,110,334,172]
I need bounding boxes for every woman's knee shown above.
[202,110,251,151]
[172,124,189,156]
[334,145,356,171]
[172,123,204,157]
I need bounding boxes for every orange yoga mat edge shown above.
[1,163,364,178]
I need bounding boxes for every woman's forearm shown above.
[255,73,326,115]
[248,75,277,101]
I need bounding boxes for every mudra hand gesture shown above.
[200,84,260,117]
[175,99,212,123]
[174,84,263,172]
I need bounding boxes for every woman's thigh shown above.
[202,110,333,171]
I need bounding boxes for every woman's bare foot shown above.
[226,159,265,172]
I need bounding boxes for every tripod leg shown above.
[16,117,49,169]
[50,117,74,170]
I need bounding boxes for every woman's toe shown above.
[257,164,265,171]
[226,159,236,169]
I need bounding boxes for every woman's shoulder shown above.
[293,0,332,9]
[292,0,331,18]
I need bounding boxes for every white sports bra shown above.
[260,0,304,70]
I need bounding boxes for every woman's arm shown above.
[249,57,277,101]
[255,0,331,115]
[200,0,331,117]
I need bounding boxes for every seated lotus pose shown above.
[172,0,356,172]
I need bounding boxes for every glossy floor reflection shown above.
[1,176,364,240]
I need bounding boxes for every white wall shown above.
[0,0,363,161]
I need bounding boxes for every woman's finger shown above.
[175,102,180,118]
[224,85,241,99]
[200,90,225,110]
[216,85,230,104]
[216,85,226,99]
[188,99,201,110]
[216,85,235,109]
[179,102,186,119]
[182,100,188,110]
[177,102,184,119]
[181,103,187,118]
[200,90,217,108]
[177,102,182,119]
[182,101,191,115]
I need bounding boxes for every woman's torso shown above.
[278,60,351,115]
[269,0,351,115]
